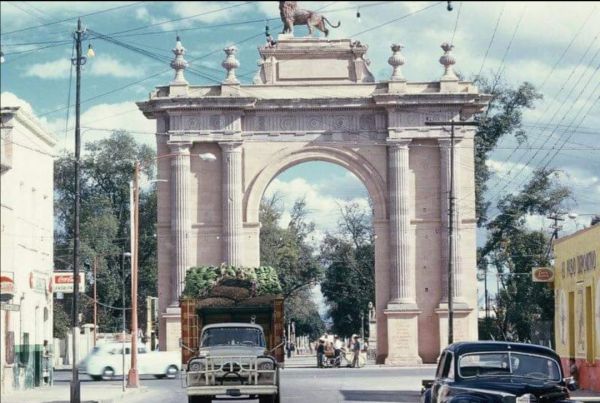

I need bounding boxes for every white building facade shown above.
[1,107,56,392]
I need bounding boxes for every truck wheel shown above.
[188,396,213,403]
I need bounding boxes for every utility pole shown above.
[425,119,478,345]
[128,162,140,387]
[70,18,86,403]
[93,256,97,347]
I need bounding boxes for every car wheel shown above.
[90,375,102,381]
[165,365,179,378]
[154,374,165,379]
[101,367,115,381]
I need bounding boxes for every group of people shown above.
[316,334,363,368]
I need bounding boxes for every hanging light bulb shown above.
[447,1,453,11]
[356,8,361,23]
[87,43,95,58]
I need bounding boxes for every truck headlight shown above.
[189,360,205,372]
[258,361,274,371]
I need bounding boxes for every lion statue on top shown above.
[279,1,341,37]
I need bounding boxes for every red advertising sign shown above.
[532,267,554,282]
[52,273,85,293]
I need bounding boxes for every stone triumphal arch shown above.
[138,32,490,364]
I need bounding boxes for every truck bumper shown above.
[187,385,278,397]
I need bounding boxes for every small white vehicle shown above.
[186,323,280,403]
[83,342,181,381]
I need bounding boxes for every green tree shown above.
[474,77,543,226]
[54,131,157,334]
[320,202,374,337]
[259,195,322,297]
[259,194,325,337]
[478,168,571,341]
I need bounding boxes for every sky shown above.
[2,1,599,312]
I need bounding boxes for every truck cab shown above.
[186,322,280,403]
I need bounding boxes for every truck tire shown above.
[188,396,213,403]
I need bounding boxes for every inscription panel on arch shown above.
[242,111,386,133]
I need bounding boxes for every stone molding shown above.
[244,145,387,224]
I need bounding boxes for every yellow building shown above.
[553,222,599,392]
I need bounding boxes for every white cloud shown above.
[24,59,71,79]
[24,55,144,80]
[264,176,370,234]
[46,101,155,152]
[88,55,144,78]
[1,91,36,115]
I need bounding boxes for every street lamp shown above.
[127,152,216,388]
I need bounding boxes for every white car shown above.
[83,342,181,381]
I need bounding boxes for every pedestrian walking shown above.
[351,335,361,368]
[316,339,325,368]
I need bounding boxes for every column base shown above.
[384,306,422,366]
[163,306,182,352]
[436,304,475,352]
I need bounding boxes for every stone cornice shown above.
[1,107,57,147]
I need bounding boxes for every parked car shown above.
[421,341,580,403]
[82,342,181,381]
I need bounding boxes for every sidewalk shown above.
[1,380,146,403]
[571,389,600,403]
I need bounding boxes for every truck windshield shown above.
[201,327,265,347]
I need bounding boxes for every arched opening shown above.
[256,158,377,361]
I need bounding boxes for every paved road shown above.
[53,361,435,403]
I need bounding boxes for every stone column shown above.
[169,142,192,305]
[437,138,466,306]
[220,141,244,266]
[387,139,416,307]
[385,139,421,366]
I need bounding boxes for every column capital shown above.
[437,137,464,148]
[218,141,243,152]
[387,138,412,148]
[167,141,193,154]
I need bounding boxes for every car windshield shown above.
[458,352,561,381]
[201,327,265,347]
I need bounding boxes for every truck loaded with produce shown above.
[180,265,284,403]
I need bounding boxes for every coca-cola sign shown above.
[532,267,554,282]
[52,272,85,293]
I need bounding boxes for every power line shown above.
[1,1,147,36]
[450,1,462,45]
[477,3,505,78]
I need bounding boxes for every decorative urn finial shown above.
[388,43,406,81]
[170,35,188,84]
[439,42,457,80]
[222,46,240,84]
[253,59,264,85]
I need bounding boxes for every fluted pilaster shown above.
[438,138,464,304]
[387,139,416,307]
[169,142,192,305]
[220,141,244,266]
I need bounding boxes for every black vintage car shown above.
[421,341,579,403]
